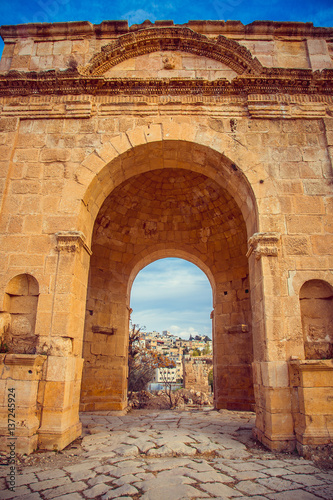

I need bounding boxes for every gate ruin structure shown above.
[0,19,332,456]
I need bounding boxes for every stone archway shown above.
[79,141,257,412]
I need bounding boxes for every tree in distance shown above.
[128,323,176,405]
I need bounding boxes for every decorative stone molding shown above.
[0,100,92,118]
[2,353,46,367]
[225,324,249,334]
[1,93,332,119]
[247,232,280,260]
[92,326,116,335]
[289,358,333,372]
[79,27,263,77]
[1,69,333,99]
[55,231,92,256]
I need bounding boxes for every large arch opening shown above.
[80,142,257,412]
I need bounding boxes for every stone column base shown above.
[253,426,296,452]
[80,401,127,412]
[38,421,82,451]
[0,428,39,455]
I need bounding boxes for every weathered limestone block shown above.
[289,360,333,454]
[38,356,83,451]
[0,354,46,454]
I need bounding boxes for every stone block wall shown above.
[183,358,211,393]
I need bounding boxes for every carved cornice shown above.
[1,70,333,99]
[2,20,333,42]
[247,232,280,260]
[79,27,263,77]
[55,231,92,255]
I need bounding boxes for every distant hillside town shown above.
[133,329,213,391]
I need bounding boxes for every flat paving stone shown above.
[185,469,232,483]
[52,495,84,500]
[82,482,112,498]
[140,483,209,499]
[101,484,139,498]
[233,470,269,481]
[16,473,38,486]
[15,494,43,500]
[200,482,241,497]
[266,490,323,500]
[285,465,320,474]
[43,482,87,500]
[281,473,327,487]
[112,474,138,485]
[1,486,31,499]
[306,485,333,500]
[235,480,273,496]
[30,476,72,492]
[36,469,67,481]
[258,476,304,492]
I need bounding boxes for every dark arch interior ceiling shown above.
[80,27,263,76]
[92,168,248,277]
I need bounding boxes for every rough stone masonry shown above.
[0,19,332,456]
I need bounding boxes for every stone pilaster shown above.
[248,232,296,451]
[36,231,90,450]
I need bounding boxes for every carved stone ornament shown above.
[55,231,92,255]
[92,326,116,335]
[162,55,176,70]
[225,324,249,334]
[79,27,263,77]
[1,69,333,99]
[247,232,280,260]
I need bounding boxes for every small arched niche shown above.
[2,274,39,354]
[299,279,333,360]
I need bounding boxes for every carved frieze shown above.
[0,70,333,101]
[247,232,280,260]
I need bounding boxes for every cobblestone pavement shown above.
[1,409,332,499]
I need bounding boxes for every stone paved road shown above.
[1,409,332,499]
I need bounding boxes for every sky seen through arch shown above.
[130,258,213,339]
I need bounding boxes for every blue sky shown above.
[131,259,213,339]
[1,1,332,338]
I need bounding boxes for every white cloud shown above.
[169,325,203,339]
[124,9,157,25]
